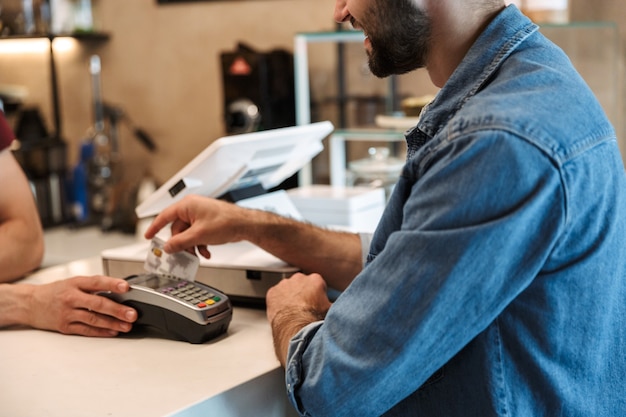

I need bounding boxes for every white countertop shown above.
[0,256,294,417]
[42,226,141,267]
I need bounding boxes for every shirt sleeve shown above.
[284,130,565,417]
[285,321,324,415]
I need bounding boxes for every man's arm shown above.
[0,149,44,282]
[145,195,363,291]
[237,208,363,291]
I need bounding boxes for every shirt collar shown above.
[408,5,538,145]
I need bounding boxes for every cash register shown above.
[102,121,335,308]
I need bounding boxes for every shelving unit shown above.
[293,30,403,186]
[0,32,110,227]
[0,32,110,140]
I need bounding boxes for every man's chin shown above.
[368,54,425,78]
[367,59,395,79]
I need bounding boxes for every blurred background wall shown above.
[0,0,624,188]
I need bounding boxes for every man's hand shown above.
[266,273,332,366]
[26,276,138,337]
[144,195,249,258]
[144,194,363,293]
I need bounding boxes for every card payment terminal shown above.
[101,273,233,344]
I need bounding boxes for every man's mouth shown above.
[349,18,370,46]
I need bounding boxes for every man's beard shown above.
[364,0,431,78]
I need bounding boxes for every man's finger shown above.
[144,207,179,239]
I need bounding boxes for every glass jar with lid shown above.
[348,147,404,201]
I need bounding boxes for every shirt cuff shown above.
[358,232,373,267]
[285,320,324,416]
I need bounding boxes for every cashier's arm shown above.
[0,149,44,282]
[145,195,363,291]
[0,276,137,336]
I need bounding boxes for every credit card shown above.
[144,237,200,281]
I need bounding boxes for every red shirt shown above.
[0,112,15,151]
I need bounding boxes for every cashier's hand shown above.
[266,273,332,367]
[27,276,137,337]
[144,195,249,258]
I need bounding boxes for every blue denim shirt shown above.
[285,6,626,416]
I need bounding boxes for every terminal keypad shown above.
[159,280,222,308]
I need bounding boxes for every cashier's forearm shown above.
[242,210,362,291]
[0,150,45,283]
[0,283,32,328]
[0,222,44,283]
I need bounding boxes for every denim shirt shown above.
[285,6,626,416]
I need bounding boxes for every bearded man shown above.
[146,1,626,415]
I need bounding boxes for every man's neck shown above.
[425,2,505,87]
